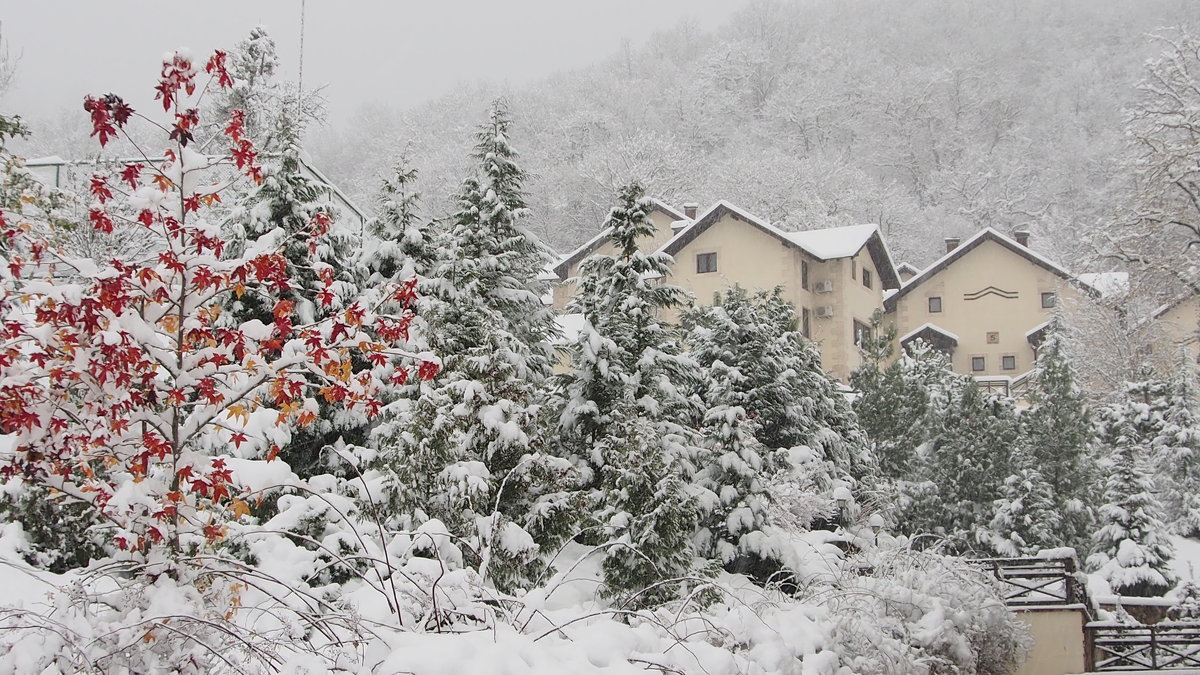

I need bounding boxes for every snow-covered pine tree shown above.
[981,453,1062,557]
[694,358,772,565]
[554,182,705,600]
[596,400,701,608]
[851,315,930,479]
[1021,326,1096,551]
[361,159,436,286]
[919,380,1021,553]
[1089,404,1177,596]
[464,101,559,378]
[383,103,571,591]
[222,107,363,478]
[684,287,874,484]
[1152,355,1200,537]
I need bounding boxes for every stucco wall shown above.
[888,239,1086,377]
[1155,297,1200,367]
[1012,607,1088,675]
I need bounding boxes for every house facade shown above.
[883,229,1094,381]
[551,200,900,382]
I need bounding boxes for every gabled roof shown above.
[900,322,961,344]
[658,200,901,289]
[551,198,689,280]
[884,228,1092,312]
[1077,272,1129,299]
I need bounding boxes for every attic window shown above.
[928,296,942,313]
[851,259,858,280]
[1041,292,1057,308]
[696,252,717,274]
[862,269,873,289]
[801,260,810,290]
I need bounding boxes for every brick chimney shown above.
[1013,229,1030,247]
[682,202,698,220]
[945,237,961,254]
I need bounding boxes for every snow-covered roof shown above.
[555,312,587,344]
[1024,320,1052,339]
[1077,272,1129,298]
[900,322,960,344]
[885,228,1093,311]
[658,200,901,289]
[787,223,880,260]
[897,261,923,277]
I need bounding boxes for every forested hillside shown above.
[310,0,1194,267]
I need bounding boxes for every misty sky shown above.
[1,1,751,126]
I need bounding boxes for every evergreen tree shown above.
[596,401,701,607]
[981,456,1061,557]
[684,287,873,483]
[554,182,705,600]
[1021,327,1096,551]
[919,380,1021,553]
[1151,356,1200,536]
[1088,409,1177,597]
[380,103,570,591]
[694,361,772,564]
[202,26,324,153]
[851,319,934,480]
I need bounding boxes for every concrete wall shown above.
[888,239,1086,377]
[1012,606,1088,675]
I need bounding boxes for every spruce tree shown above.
[919,380,1020,553]
[381,103,569,591]
[982,455,1061,557]
[1153,358,1200,537]
[1021,328,1095,551]
[554,182,705,601]
[851,319,933,480]
[684,287,873,484]
[1088,408,1177,597]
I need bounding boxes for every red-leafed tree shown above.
[0,48,435,560]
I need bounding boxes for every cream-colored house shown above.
[883,228,1095,383]
[551,200,900,381]
[1145,293,1200,368]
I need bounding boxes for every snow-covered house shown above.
[551,199,901,381]
[883,228,1096,382]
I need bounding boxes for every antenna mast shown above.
[297,0,306,125]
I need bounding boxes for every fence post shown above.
[1151,626,1158,669]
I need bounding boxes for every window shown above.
[696,252,717,274]
[801,260,809,290]
[1041,292,1056,308]
[853,320,871,348]
[928,296,942,313]
[1001,355,1016,371]
[802,307,811,338]
[971,356,986,372]
[851,259,858,280]
[862,269,873,289]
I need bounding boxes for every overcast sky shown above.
[2,1,751,126]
